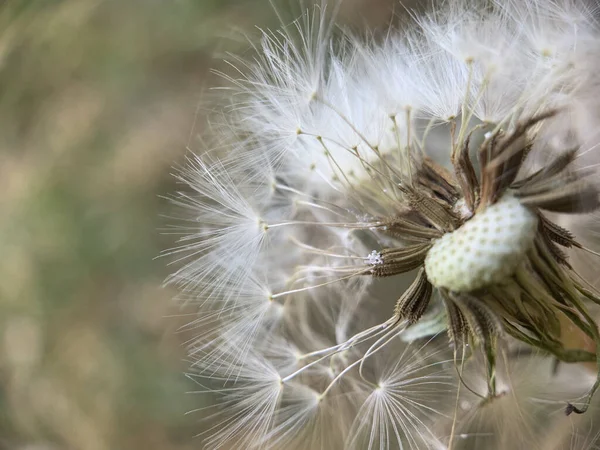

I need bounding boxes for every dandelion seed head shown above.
[166,0,600,448]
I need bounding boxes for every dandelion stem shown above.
[265,220,382,230]
[270,269,370,299]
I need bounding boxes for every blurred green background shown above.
[0,1,395,448]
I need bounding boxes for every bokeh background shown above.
[0,1,400,449]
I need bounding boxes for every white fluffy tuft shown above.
[166,1,600,448]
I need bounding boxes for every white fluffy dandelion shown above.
[166,0,600,448]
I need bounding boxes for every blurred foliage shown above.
[0,0,395,448]
[0,1,270,448]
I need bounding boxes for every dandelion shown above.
[166,0,600,448]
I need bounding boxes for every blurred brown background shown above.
[0,1,397,449]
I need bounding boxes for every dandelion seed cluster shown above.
[166,0,600,448]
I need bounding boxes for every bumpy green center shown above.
[424,195,538,292]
